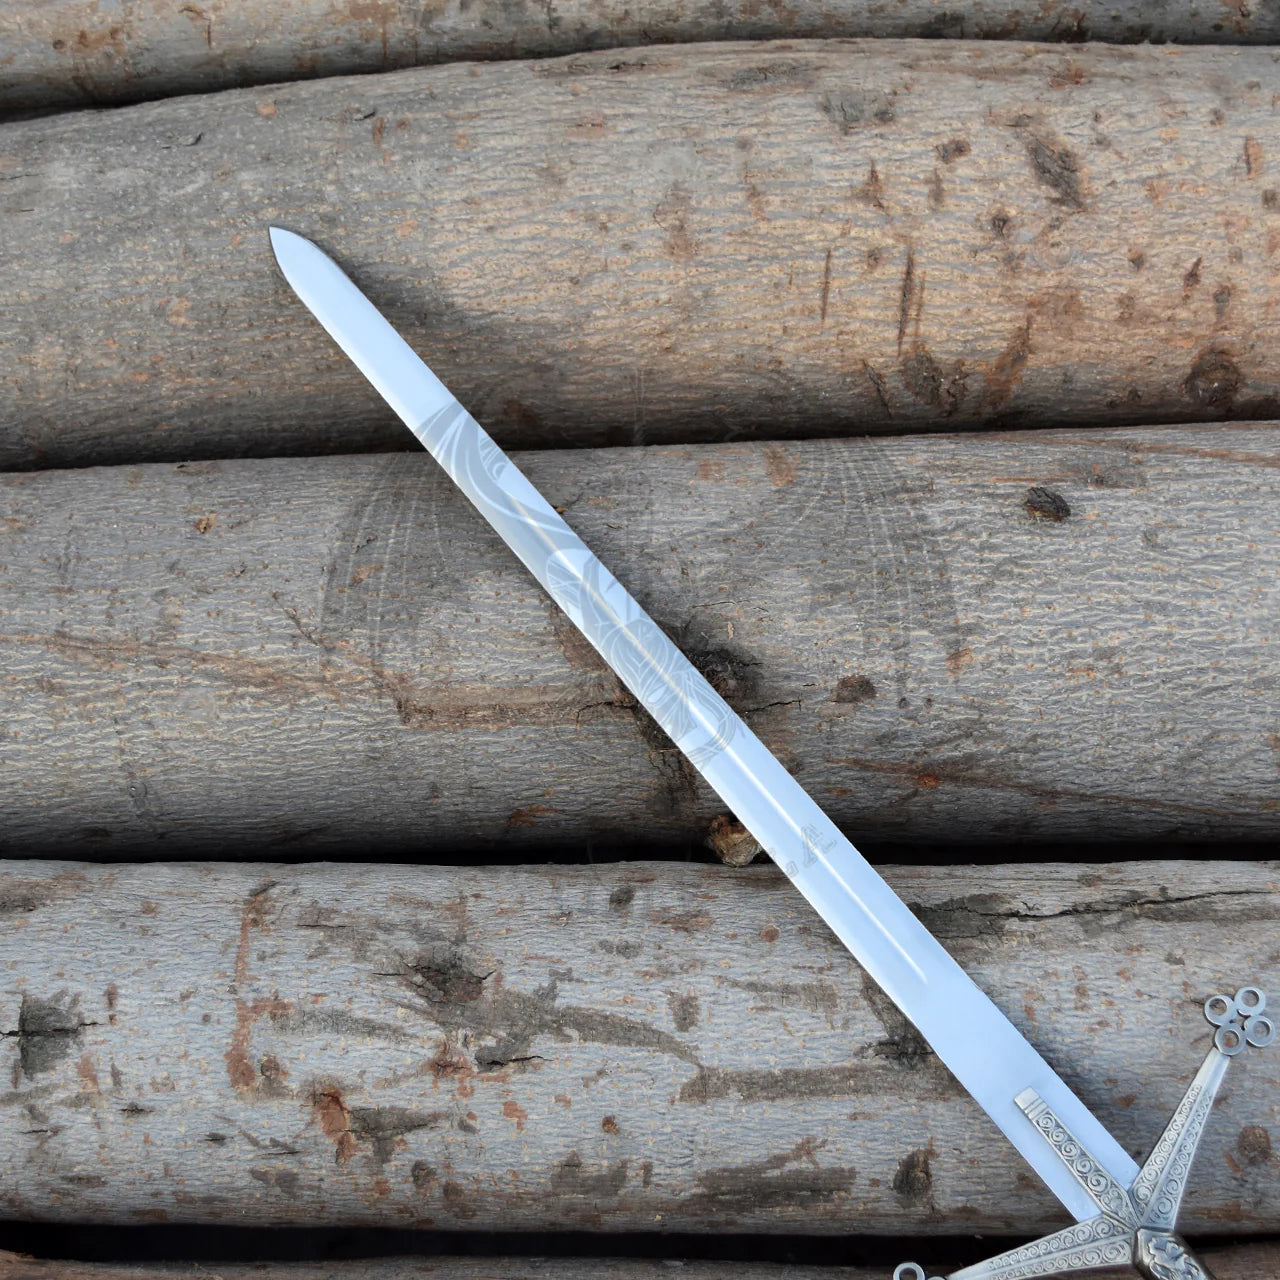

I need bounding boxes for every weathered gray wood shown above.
[3,1246,1279,1280]
[0,1259,896,1280]
[4,0,1278,118]
[5,41,1280,469]
[1,859,1276,1235]
[4,429,1279,857]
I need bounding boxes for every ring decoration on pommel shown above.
[894,1264,943,1280]
[893,985,1271,1280]
[1203,985,1273,1056]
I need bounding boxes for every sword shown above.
[268,227,1271,1280]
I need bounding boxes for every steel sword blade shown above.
[269,226,1140,1220]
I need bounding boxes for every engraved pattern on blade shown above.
[417,401,741,772]
[1134,1230,1213,1280]
[1015,1090,1139,1226]
[947,1216,1133,1280]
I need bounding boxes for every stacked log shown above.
[3,428,1278,856]
[2,1252,1279,1280]
[3,42,1280,468]
[1,860,1276,1234]
[4,0,1280,117]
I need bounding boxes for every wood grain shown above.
[3,429,1278,857]
[4,41,1280,468]
[0,859,1276,1235]
[5,0,1279,117]
[2,1245,1279,1280]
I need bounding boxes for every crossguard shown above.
[896,983,1272,1280]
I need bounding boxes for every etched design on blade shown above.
[415,401,740,771]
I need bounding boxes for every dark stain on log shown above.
[762,442,797,488]
[550,607,608,673]
[1213,282,1234,319]
[860,973,935,1067]
[348,1105,450,1164]
[271,1004,417,1045]
[650,908,712,933]
[916,10,967,37]
[1237,1125,1272,1166]
[685,644,759,704]
[1183,257,1203,290]
[855,162,886,210]
[692,1137,855,1211]
[403,951,490,1005]
[1245,137,1263,178]
[727,62,816,92]
[677,1064,869,1104]
[249,1166,300,1198]
[913,893,1017,941]
[819,89,895,133]
[666,992,699,1032]
[901,343,966,414]
[936,138,971,164]
[410,1160,437,1193]
[1068,452,1147,489]
[441,1178,475,1218]
[5,992,90,1079]
[980,320,1032,409]
[1023,486,1071,521]
[310,1083,356,1164]
[832,674,877,704]
[1024,133,1087,209]
[608,884,635,912]
[1184,346,1243,410]
[721,976,840,1020]
[892,1143,935,1204]
[399,971,700,1071]
[653,182,697,261]
[896,248,922,355]
[550,1150,629,1198]
[0,879,62,915]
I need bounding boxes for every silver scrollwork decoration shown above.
[901,985,1269,1279]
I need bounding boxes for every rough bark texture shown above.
[3,429,1279,858]
[5,41,1280,469]
[0,860,1276,1235]
[5,0,1280,118]
[2,1249,1279,1280]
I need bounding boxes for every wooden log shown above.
[3,1246,1279,1280]
[4,41,1280,470]
[5,0,1280,119]
[0,859,1276,1235]
[4,428,1279,858]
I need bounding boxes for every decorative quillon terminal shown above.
[896,986,1274,1280]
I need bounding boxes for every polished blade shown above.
[270,226,1141,1220]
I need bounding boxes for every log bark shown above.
[4,41,1280,469]
[5,0,1279,119]
[0,859,1276,1235]
[3,429,1279,858]
[2,1248,1278,1280]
